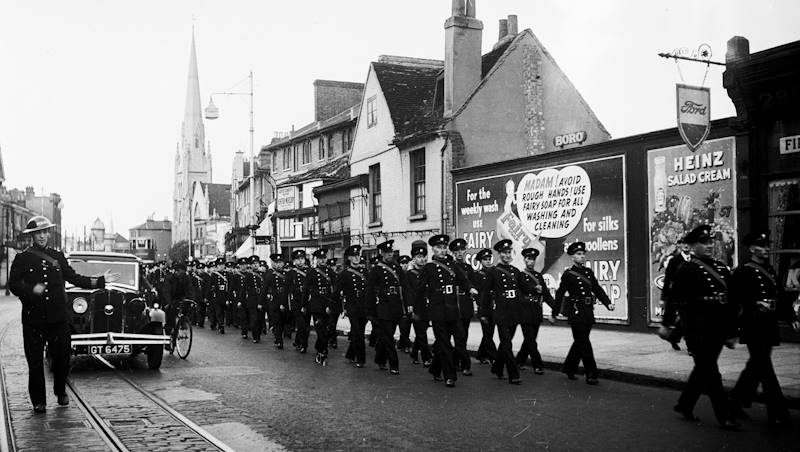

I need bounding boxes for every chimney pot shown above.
[498,19,508,39]
[726,36,750,63]
[507,15,518,35]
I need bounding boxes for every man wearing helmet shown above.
[9,216,119,414]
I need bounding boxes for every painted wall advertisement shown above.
[647,137,737,324]
[455,155,628,323]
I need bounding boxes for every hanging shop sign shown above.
[276,186,298,211]
[779,134,800,155]
[455,155,628,324]
[646,136,737,324]
[676,83,711,152]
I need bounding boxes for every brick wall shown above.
[314,80,364,122]
[523,45,545,155]
[443,131,467,235]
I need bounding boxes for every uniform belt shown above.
[456,288,466,296]
[523,294,543,304]
[700,294,727,304]
[756,299,776,310]
[503,289,516,298]
[569,296,594,305]
[441,285,454,294]
[384,286,400,295]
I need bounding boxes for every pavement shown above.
[335,317,800,406]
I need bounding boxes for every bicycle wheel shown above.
[174,315,193,359]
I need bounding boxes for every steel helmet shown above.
[22,215,56,234]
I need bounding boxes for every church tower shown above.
[173,30,212,244]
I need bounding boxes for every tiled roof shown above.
[380,39,514,143]
[130,219,172,231]
[202,183,231,217]
[282,154,350,185]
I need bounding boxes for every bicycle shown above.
[169,299,196,359]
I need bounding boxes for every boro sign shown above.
[676,83,710,152]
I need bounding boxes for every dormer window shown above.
[366,95,377,128]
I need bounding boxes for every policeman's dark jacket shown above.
[162,272,196,305]
[732,260,784,346]
[190,270,205,303]
[474,267,491,319]
[209,269,228,303]
[454,260,476,319]
[517,268,557,324]
[199,269,214,302]
[414,255,472,322]
[671,255,738,347]
[285,266,308,312]
[366,258,406,320]
[228,270,245,304]
[660,250,690,326]
[10,246,105,325]
[264,268,289,309]
[482,262,522,325]
[555,264,611,324]
[334,264,367,317]
[243,268,263,308]
[405,266,425,319]
[303,265,335,313]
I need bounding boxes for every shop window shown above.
[768,178,800,294]
[283,148,290,170]
[318,137,325,161]
[302,140,311,165]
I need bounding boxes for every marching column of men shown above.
[142,224,799,430]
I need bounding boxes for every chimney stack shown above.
[726,36,750,63]
[498,19,508,40]
[507,15,518,35]
[444,0,484,117]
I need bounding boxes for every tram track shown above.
[0,320,18,452]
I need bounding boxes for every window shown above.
[273,151,279,172]
[293,144,299,169]
[327,134,334,156]
[369,164,381,222]
[297,184,303,209]
[411,149,426,214]
[318,137,325,160]
[278,218,294,238]
[302,140,311,164]
[301,216,316,237]
[366,95,377,128]
[769,179,800,290]
[346,128,353,150]
[283,148,291,170]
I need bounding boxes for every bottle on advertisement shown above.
[653,156,667,212]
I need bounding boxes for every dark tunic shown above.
[366,259,406,321]
[303,266,335,314]
[732,261,783,346]
[334,266,368,318]
[517,268,557,325]
[9,246,105,325]
[482,263,522,325]
[414,256,472,322]
[555,264,611,325]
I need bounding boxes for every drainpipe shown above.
[439,132,450,234]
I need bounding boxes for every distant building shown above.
[129,218,172,262]
[228,151,273,257]
[190,181,230,258]
[86,218,129,253]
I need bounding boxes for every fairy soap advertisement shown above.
[647,137,737,324]
[455,155,628,324]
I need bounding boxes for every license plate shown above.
[88,344,132,354]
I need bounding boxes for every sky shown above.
[1,0,797,240]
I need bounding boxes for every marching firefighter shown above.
[515,248,557,374]
[287,250,310,353]
[474,248,497,365]
[335,245,368,367]
[366,240,406,375]
[265,254,289,348]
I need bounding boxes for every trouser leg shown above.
[196,301,206,327]
[295,311,309,348]
[248,307,263,341]
[47,323,71,398]
[431,321,457,381]
[397,316,411,350]
[412,319,432,362]
[731,346,761,408]
[477,319,497,362]
[454,318,470,371]
[312,313,329,354]
[326,313,338,349]
[562,324,581,375]
[522,323,543,369]
[377,319,399,371]
[349,316,366,364]
[23,324,47,406]
[493,323,519,381]
[745,344,789,420]
[213,301,226,331]
[515,337,530,366]
[271,307,284,344]
[574,323,597,377]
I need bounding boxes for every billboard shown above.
[455,155,628,324]
[646,137,737,324]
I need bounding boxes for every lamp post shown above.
[205,71,256,256]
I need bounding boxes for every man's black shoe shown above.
[518,365,527,371]
[673,404,698,421]
[33,403,46,413]
[389,369,399,375]
[509,378,522,385]
[566,373,577,380]
[586,376,599,385]
[219,328,225,335]
[423,360,432,368]
[253,339,260,344]
[433,375,443,382]
[445,379,455,387]
[720,419,741,431]
[355,363,364,368]
[462,369,472,376]
[412,358,420,365]
[299,347,307,354]
[378,364,388,371]
[533,368,544,375]
[730,405,751,420]
[57,394,69,406]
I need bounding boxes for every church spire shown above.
[183,30,203,152]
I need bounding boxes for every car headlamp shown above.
[72,298,88,314]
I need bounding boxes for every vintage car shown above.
[65,251,170,369]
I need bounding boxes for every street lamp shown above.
[204,71,256,256]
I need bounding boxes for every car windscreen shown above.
[66,260,138,290]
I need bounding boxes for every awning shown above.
[234,237,256,259]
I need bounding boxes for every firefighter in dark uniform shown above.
[287,250,310,353]
[189,262,206,328]
[407,241,432,367]
[396,255,413,354]
[729,232,797,426]
[162,262,196,343]
[669,225,740,430]
[336,245,368,367]
[450,238,475,375]
[658,238,690,350]
[326,257,342,350]
[264,254,289,348]
[366,240,407,375]
[223,261,238,328]
[304,249,335,365]
[209,258,228,334]
[199,262,214,329]
[474,248,497,364]
[9,216,117,413]
[414,235,476,387]
[245,256,266,343]
[482,239,523,385]
[555,241,614,385]
[237,258,256,339]
[515,248,557,374]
